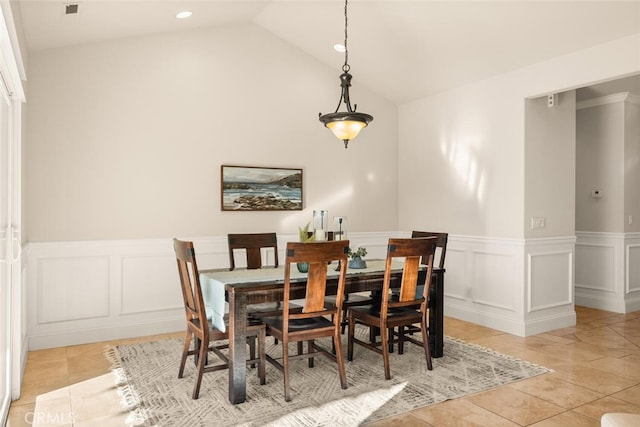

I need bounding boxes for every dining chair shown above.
[411,231,448,270]
[400,231,449,341]
[347,237,437,380]
[228,232,279,270]
[324,240,374,335]
[391,231,447,299]
[174,238,266,399]
[227,232,301,344]
[262,240,350,402]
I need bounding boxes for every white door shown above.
[0,69,12,424]
[0,4,25,421]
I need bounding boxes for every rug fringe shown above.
[104,345,153,426]
[444,336,555,373]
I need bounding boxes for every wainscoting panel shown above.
[26,238,232,350]
[628,244,640,293]
[26,233,581,349]
[443,236,529,336]
[574,232,640,313]
[471,251,516,311]
[523,237,576,335]
[575,243,615,292]
[38,256,110,323]
[528,251,573,312]
[120,254,181,315]
[443,247,467,301]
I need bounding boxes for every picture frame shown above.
[221,165,303,211]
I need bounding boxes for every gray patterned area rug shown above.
[105,329,551,427]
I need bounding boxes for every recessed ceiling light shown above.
[334,44,346,53]
[176,11,192,19]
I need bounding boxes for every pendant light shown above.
[319,0,373,149]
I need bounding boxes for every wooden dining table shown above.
[200,259,445,404]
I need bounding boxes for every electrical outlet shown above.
[531,217,545,229]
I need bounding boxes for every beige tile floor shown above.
[7,306,640,426]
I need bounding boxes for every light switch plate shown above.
[531,217,545,229]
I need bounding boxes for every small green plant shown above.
[347,246,367,259]
[298,221,316,243]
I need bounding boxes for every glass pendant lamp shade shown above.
[320,112,372,144]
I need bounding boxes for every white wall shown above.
[575,94,640,313]
[398,33,640,335]
[398,77,525,238]
[399,33,640,240]
[25,23,399,242]
[524,92,576,239]
[576,98,625,232]
[625,99,640,233]
[23,26,640,346]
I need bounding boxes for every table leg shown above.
[228,291,248,404]
[429,270,444,358]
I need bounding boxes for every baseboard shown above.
[624,296,640,313]
[523,311,576,336]
[11,335,29,400]
[28,317,184,350]
[575,293,626,313]
[446,303,576,337]
[445,303,526,336]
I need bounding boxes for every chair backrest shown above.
[228,232,279,270]
[283,240,349,321]
[381,237,437,313]
[411,231,448,269]
[173,238,209,340]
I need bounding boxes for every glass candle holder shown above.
[333,216,347,241]
[313,210,328,241]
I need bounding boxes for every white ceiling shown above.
[15,1,640,104]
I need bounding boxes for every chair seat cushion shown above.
[262,315,333,331]
[350,304,420,318]
[325,293,373,306]
[248,301,302,314]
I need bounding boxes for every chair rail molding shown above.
[576,231,640,313]
[26,232,581,349]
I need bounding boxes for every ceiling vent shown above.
[65,4,79,15]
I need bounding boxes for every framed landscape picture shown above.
[221,165,303,211]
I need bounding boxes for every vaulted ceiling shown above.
[15,1,640,104]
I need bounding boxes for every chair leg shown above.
[178,331,191,378]
[381,322,391,380]
[258,328,266,385]
[421,317,433,370]
[192,337,208,399]
[347,311,355,361]
[341,308,348,334]
[334,330,348,389]
[248,336,256,368]
[283,341,291,402]
[398,326,405,354]
[308,340,315,368]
